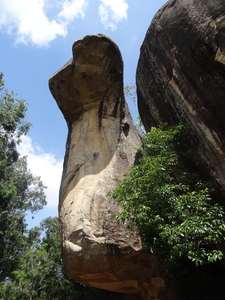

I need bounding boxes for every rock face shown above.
[49,35,165,299]
[137,0,225,197]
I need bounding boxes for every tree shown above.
[109,125,225,268]
[0,73,46,281]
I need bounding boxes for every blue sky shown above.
[0,0,167,227]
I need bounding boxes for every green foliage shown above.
[0,73,47,281]
[0,217,114,300]
[0,72,30,167]
[109,125,225,268]
[1,217,68,299]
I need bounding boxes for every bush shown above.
[109,125,225,267]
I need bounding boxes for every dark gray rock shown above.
[137,0,225,197]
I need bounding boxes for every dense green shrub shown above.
[109,125,225,268]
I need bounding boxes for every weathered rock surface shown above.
[137,0,225,197]
[49,35,165,299]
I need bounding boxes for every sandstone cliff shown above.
[137,0,225,199]
[49,35,165,299]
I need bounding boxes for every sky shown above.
[0,0,167,228]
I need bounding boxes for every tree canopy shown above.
[0,72,46,281]
[110,125,225,268]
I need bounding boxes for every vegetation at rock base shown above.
[109,124,225,295]
[0,73,113,300]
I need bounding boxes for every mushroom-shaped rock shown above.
[136,0,225,197]
[49,35,163,298]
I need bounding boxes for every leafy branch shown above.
[109,124,225,268]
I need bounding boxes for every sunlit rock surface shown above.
[49,35,164,299]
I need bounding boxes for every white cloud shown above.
[58,0,88,22]
[0,0,128,46]
[99,0,128,30]
[0,0,88,46]
[18,135,63,208]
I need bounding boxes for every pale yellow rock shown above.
[49,35,164,298]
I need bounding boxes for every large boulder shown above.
[49,35,164,299]
[137,0,225,196]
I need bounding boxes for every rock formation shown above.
[137,0,225,198]
[49,35,165,299]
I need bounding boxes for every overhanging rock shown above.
[137,0,225,197]
[49,34,163,298]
